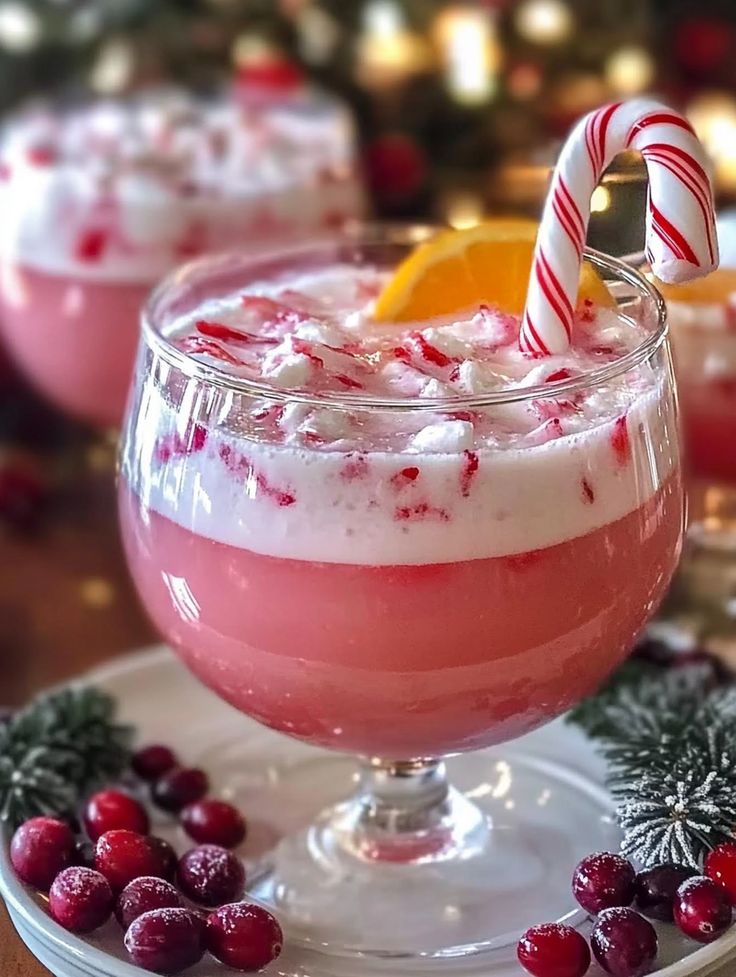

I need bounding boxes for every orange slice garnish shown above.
[653,268,736,305]
[374,220,613,323]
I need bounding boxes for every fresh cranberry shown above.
[590,908,658,977]
[181,799,246,848]
[147,835,178,883]
[517,923,591,977]
[705,842,736,905]
[206,902,283,971]
[48,867,113,933]
[177,844,246,906]
[674,876,732,943]
[132,744,178,782]
[83,789,150,841]
[152,767,209,813]
[95,829,172,892]
[71,839,96,870]
[125,908,205,973]
[572,852,636,914]
[115,876,183,929]
[634,864,695,921]
[10,817,74,890]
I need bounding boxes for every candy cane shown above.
[520,98,718,355]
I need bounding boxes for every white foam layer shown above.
[0,89,364,282]
[122,380,678,565]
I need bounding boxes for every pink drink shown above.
[121,482,679,757]
[0,91,364,426]
[119,254,682,758]
[1,265,147,426]
[667,297,736,484]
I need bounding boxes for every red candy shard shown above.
[175,335,245,365]
[334,372,363,389]
[610,415,631,466]
[408,331,454,368]
[195,319,277,345]
[581,477,595,504]
[75,228,108,262]
[26,145,56,166]
[395,502,450,523]
[545,368,573,383]
[154,424,208,464]
[218,445,296,507]
[390,466,420,490]
[460,450,479,498]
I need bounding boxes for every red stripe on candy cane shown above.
[649,202,699,264]
[558,177,586,240]
[644,152,714,265]
[520,98,718,356]
[626,112,696,145]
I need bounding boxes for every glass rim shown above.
[140,225,669,413]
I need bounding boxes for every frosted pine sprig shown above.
[618,767,736,869]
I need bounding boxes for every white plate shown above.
[2,646,735,977]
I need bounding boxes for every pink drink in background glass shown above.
[0,89,364,426]
[666,282,736,485]
[119,240,682,759]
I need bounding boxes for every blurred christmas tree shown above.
[1,0,736,225]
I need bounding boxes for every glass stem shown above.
[327,757,490,864]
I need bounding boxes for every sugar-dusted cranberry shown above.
[148,835,178,883]
[181,799,246,848]
[590,908,658,977]
[95,829,172,892]
[705,842,736,905]
[634,863,695,921]
[517,923,591,977]
[674,876,732,943]
[572,852,636,914]
[83,788,150,841]
[152,767,209,813]
[71,839,96,870]
[132,744,178,782]
[206,902,283,971]
[124,908,205,974]
[115,876,183,929]
[48,867,113,933]
[10,817,74,890]
[177,844,246,906]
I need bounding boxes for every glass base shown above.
[240,750,616,961]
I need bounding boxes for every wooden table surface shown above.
[0,399,156,977]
